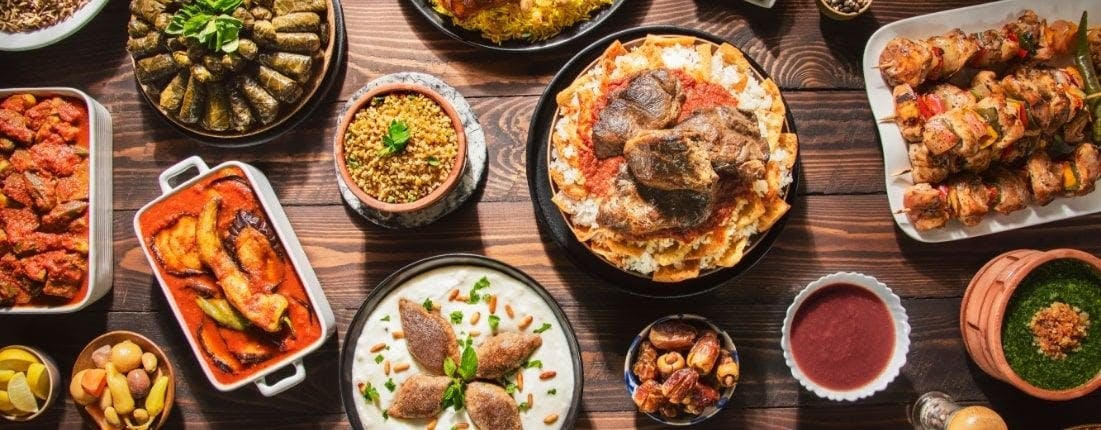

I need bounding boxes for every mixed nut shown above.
[70,341,170,430]
[631,320,739,418]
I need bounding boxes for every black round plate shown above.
[406,0,625,53]
[526,25,801,298]
[339,253,584,429]
[136,0,347,148]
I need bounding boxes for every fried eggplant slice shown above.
[466,382,521,430]
[197,194,288,333]
[152,215,204,276]
[234,226,285,291]
[398,298,459,375]
[197,321,242,373]
[218,326,275,364]
[475,332,543,380]
[385,374,451,419]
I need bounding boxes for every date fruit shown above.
[648,321,698,350]
[684,382,719,415]
[632,379,665,413]
[716,351,740,388]
[632,340,658,381]
[661,368,699,404]
[657,351,685,380]
[687,330,721,375]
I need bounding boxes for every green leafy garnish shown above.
[165,0,243,54]
[450,310,464,324]
[384,378,396,392]
[382,410,389,420]
[533,323,552,334]
[488,314,500,332]
[422,298,434,311]
[504,381,518,394]
[459,341,478,381]
[522,360,543,369]
[426,156,440,166]
[379,119,412,156]
[443,357,458,378]
[548,388,557,395]
[518,401,531,412]
[374,354,384,364]
[359,381,380,404]
[440,337,479,412]
[380,315,390,322]
[468,276,490,304]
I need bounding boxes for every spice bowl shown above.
[781,272,910,401]
[71,331,176,429]
[0,345,61,422]
[334,82,468,215]
[623,314,739,426]
[817,0,872,21]
[961,249,1101,401]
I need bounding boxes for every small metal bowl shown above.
[0,345,61,423]
[623,314,739,426]
[817,0,872,21]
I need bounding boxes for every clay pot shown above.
[334,83,467,214]
[960,248,1101,401]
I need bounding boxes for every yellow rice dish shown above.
[432,0,614,44]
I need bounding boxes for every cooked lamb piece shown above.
[591,69,685,158]
[386,374,451,419]
[1070,143,1101,196]
[398,298,460,374]
[475,332,542,380]
[597,171,716,236]
[465,382,521,430]
[986,168,1030,215]
[675,106,770,182]
[1026,151,1062,206]
[623,128,717,193]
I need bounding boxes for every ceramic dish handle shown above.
[255,360,306,397]
[158,156,210,194]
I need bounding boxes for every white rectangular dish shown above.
[0,87,113,314]
[862,0,1101,243]
[133,156,335,396]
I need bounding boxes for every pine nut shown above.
[383,360,391,375]
[519,315,533,330]
[392,330,405,340]
[448,289,459,301]
[517,371,524,392]
[527,393,534,408]
[427,418,437,430]
[394,363,410,372]
[470,311,481,325]
[539,370,557,380]
[505,304,515,318]
[488,295,498,314]
[470,330,482,337]
[544,414,559,424]
[370,342,386,353]
[453,424,469,429]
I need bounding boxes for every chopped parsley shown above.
[382,410,389,420]
[468,276,490,304]
[379,119,412,156]
[422,298,434,311]
[450,310,464,324]
[384,378,396,392]
[374,354,384,364]
[426,156,440,166]
[547,388,557,395]
[533,322,552,334]
[518,401,531,412]
[380,315,390,322]
[359,381,380,404]
[504,381,518,394]
[522,360,543,369]
[488,314,500,331]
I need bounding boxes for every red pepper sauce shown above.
[790,283,895,390]
[138,166,321,385]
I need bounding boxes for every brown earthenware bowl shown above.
[334,82,467,214]
[817,0,872,20]
[960,248,1101,401]
[71,331,176,430]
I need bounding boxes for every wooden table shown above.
[2,0,1100,428]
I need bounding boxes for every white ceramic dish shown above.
[0,0,110,51]
[623,314,739,426]
[0,87,113,314]
[781,272,910,402]
[862,0,1101,242]
[133,156,335,396]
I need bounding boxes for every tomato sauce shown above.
[790,283,895,390]
[138,166,321,385]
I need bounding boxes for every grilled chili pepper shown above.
[1075,12,1101,141]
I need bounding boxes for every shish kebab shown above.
[903,142,1101,231]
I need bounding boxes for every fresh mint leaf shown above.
[459,339,478,381]
[440,381,465,411]
[468,276,490,304]
[533,323,551,334]
[422,298,433,311]
[450,310,464,324]
[443,357,457,378]
[379,119,411,156]
[165,0,242,53]
[384,378,396,392]
[488,314,500,332]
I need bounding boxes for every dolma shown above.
[253,0,274,8]
[272,12,320,32]
[273,32,321,54]
[273,0,327,16]
[178,74,206,124]
[259,52,312,83]
[252,20,278,42]
[129,0,165,25]
[159,73,188,112]
[228,90,255,132]
[250,6,273,21]
[171,50,192,67]
[257,66,303,103]
[221,54,245,72]
[237,39,260,60]
[127,32,163,59]
[237,75,280,125]
[135,54,180,84]
[232,7,255,30]
[202,85,232,132]
[191,64,216,84]
[154,12,172,31]
[202,55,226,76]
[128,15,150,37]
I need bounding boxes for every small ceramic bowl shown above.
[0,345,60,422]
[623,314,738,426]
[817,0,872,20]
[71,331,176,430]
[334,82,468,214]
[781,272,910,401]
[961,248,1101,401]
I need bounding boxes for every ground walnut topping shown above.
[1029,301,1090,360]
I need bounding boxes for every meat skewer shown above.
[878,10,1078,87]
[902,143,1101,231]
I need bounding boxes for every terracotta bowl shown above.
[817,0,872,21]
[960,248,1101,401]
[334,83,468,214]
[71,331,176,430]
[0,345,61,422]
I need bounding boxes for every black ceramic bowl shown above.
[338,253,584,429]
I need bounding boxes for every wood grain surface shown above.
[2,0,1099,428]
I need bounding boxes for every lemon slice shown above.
[0,348,38,373]
[0,369,14,385]
[0,390,15,414]
[26,363,49,400]
[6,373,37,413]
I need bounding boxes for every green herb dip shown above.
[1002,259,1101,390]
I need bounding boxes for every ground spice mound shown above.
[1029,301,1090,360]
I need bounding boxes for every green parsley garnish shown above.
[379,119,412,156]
[518,401,531,412]
[380,315,390,322]
[426,156,440,166]
[533,322,552,334]
[450,310,464,324]
[384,378,396,392]
[504,381,518,394]
[488,314,500,332]
[382,410,389,420]
[548,388,557,395]
[359,381,380,404]
[468,276,490,304]
[522,360,543,369]
[422,298,434,311]
[440,336,479,412]
[165,0,243,54]
[374,354,384,364]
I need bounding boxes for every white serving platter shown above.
[0,0,110,51]
[862,0,1101,243]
